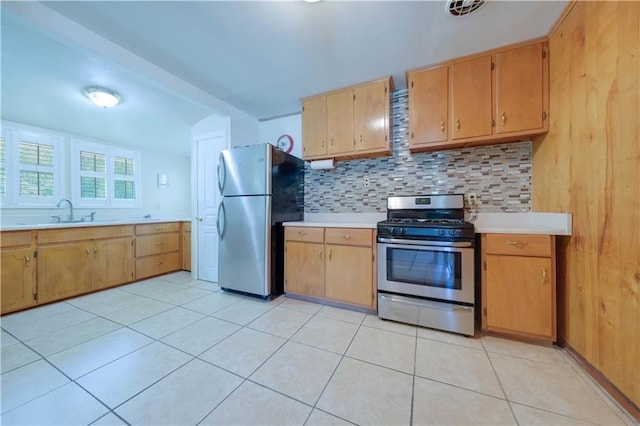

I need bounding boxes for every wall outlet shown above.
[363,176,370,187]
[466,193,477,206]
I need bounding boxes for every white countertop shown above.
[284,213,384,229]
[284,212,572,235]
[1,218,191,232]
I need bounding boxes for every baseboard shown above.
[563,344,640,422]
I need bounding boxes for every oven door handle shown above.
[377,238,473,248]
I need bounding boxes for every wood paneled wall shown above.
[532,1,639,409]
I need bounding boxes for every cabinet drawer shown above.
[135,222,180,235]
[285,227,324,243]
[136,234,180,257]
[135,252,181,280]
[484,234,551,257]
[1,231,33,248]
[325,228,372,246]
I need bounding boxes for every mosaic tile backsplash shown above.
[304,89,532,213]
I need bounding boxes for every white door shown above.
[195,133,227,282]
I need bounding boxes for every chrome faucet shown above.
[56,198,74,222]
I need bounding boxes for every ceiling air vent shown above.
[446,0,486,17]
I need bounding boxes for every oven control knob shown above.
[438,229,445,236]
[400,228,406,235]
[448,229,457,236]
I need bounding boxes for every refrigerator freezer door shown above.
[218,195,271,297]
[219,145,271,196]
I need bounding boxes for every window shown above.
[1,125,63,207]
[72,140,141,208]
[19,141,55,197]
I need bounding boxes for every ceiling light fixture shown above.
[84,86,121,108]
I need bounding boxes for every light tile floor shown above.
[0,271,636,426]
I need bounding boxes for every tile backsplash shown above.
[304,89,532,213]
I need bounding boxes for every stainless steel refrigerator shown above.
[217,144,304,298]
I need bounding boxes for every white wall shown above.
[0,120,191,226]
[259,114,302,159]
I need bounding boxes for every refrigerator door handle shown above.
[217,201,226,239]
[217,153,226,194]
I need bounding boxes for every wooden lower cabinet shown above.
[481,233,556,341]
[182,222,191,271]
[1,231,36,314]
[93,237,134,290]
[135,223,181,280]
[284,226,376,310]
[325,244,373,307]
[37,242,93,304]
[285,241,325,297]
[37,236,134,303]
[1,222,184,314]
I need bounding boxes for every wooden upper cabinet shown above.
[327,89,354,155]
[495,42,546,134]
[301,76,393,161]
[451,55,493,140]
[408,66,449,146]
[354,79,390,153]
[408,38,549,152]
[301,96,327,158]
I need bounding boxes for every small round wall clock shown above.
[276,134,294,153]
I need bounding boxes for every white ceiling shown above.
[1,0,567,155]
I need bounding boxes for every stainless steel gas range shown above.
[376,194,476,336]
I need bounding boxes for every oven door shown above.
[377,240,474,304]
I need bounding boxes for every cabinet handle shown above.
[328,249,332,261]
[456,120,460,132]
[298,231,307,237]
[321,140,325,148]
[541,267,548,284]
[501,112,507,126]
[343,234,353,240]
[330,138,334,146]
[86,248,91,256]
[507,240,527,249]
[94,246,97,254]
[319,249,323,260]
[359,135,363,144]
[155,242,164,245]
[153,226,165,230]
[440,121,445,133]
[25,255,31,267]
[156,262,163,265]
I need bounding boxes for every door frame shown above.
[191,130,229,280]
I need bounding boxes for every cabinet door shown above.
[1,248,36,313]
[354,80,389,152]
[326,89,354,155]
[408,66,449,145]
[37,242,92,304]
[451,55,493,139]
[325,244,373,307]
[93,237,134,290]
[302,96,327,159]
[495,42,545,134]
[485,255,554,338]
[182,230,191,271]
[285,241,324,297]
